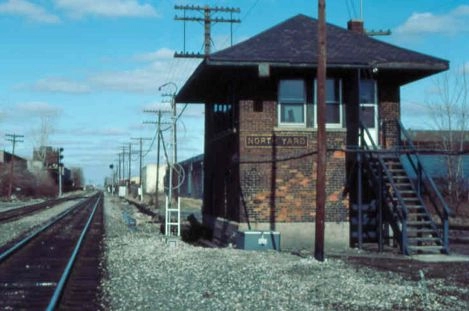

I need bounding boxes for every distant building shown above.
[31,146,73,192]
[0,151,31,196]
[141,164,166,194]
[0,151,27,170]
[33,146,58,169]
[177,154,204,199]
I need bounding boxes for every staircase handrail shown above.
[359,123,409,219]
[359,122,378,151]
[359,122,409,253]
[398,121,452,218]
[397,120,451,252]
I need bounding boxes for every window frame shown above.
[314,78,344,128]
[277,79,307,127]
[359,79,378,129]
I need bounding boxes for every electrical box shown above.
[118,186,127,197]
[236,231,281,251]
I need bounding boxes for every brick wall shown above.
[203,103,239,221]
[379,83,400,148]
[237,100,348,225]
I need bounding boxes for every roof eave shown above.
[206,59,449,71]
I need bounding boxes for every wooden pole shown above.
[315,0,327,262]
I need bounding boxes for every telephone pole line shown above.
[131,137,152,201]
[5,133,24,198]
[174,4,240,58]
[145,109,171,209]
[119,145,130,193]
[128,142,132,191]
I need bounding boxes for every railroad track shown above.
[0,195,82,223]
[0,192,104,310]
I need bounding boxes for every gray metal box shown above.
[236,231,281,251]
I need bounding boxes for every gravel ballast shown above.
[101,195,468,310]
[0,200,80,246]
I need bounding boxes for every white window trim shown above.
[278,80,307,128]
[314,78,344,129]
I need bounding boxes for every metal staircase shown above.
[354,121,452,255]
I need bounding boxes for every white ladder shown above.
[165,195,181,236]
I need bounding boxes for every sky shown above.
[0,0,468,186]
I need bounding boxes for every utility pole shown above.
[174,5,240,58]
[145,109,171,209]
[315,0,327,262]
[131,137,152,201]
[120,145,129,195]
[117,153,122,183]
[159,83,179,165]
[128,142,132,192]
[5,133,24,198]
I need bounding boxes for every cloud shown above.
[133,48,174,62]
[0,0,60,23]
[53,0,158,19]
[395,5,469,36]
[26,49,200,95]
[88,68,160,93]
[15,101,62,117]
[31,77,91,93]
[72,127,129,137]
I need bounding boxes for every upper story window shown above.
[278,80,306,126]
[359,79,377,128]
[211,103,233,133]
[325,79,343,126]
[277,78,344,129]
[314,78,344,128]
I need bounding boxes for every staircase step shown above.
[406,204,424,209]
[407,220,434,226]
[407,228,436,234]
[407,215,430,220]
[408,237,441,243]
[399,190,417,194]
[401,197,420,202]
[389,170,406,174]
[393,183,413,188]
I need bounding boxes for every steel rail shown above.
[46,193,102,311]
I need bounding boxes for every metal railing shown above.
[396,120,452,253]
[359,123,408,253]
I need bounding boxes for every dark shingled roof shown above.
[208,14,447,69]
[177,14,448,103]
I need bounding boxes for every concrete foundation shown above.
[239,222,349,251]
[204,214,349,251]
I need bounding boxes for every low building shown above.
[177,154,204,199]
[176,14,450,253]
[0,151,27,170]
[141,164,166,195]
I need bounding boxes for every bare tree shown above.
[32,112,59,164]
[70,167,85,190]
[429,65,468,211]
